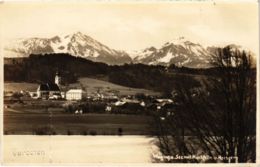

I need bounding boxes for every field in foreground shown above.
[3,135,158,164]
[4,107,153,135]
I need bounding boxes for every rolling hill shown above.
[69,77,160,96]
[5,77,160,96]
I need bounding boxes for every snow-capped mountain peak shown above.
[4,32,132,65]
[5,32,248,68]
[132,38,212,68]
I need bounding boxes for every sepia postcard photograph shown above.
[0,0,259,165]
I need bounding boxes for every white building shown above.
[66,89,83,101]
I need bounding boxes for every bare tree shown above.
[152,46,256,163]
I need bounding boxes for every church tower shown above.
[55,72,61,86]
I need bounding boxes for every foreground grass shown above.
[4,107,153,135]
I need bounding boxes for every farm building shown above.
[37,83,61,99]
[66,89,83,100]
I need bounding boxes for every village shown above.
[4,72,175,115]
[4,72,178,135]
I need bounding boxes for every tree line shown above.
[4,53,202,95]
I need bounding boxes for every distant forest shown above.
[4,53,218,95]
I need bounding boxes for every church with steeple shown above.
[33,71,83,100]
[36,71,62,99]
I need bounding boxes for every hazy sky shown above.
[0,1,259,53]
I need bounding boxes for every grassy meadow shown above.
[4,100,153,135]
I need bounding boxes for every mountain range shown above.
[4,32,241,68]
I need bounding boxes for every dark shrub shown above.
[89,130,97,136]
[33,126,56,135]
[118,128,123,136]
[81,131,88,135]
[67,130,73,135]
